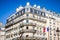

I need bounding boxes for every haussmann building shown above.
[0,22,5,40]
[5,2,60,40]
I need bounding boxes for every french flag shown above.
[43,27,49,32]
[46,27,49,32]
[43,27,46,32]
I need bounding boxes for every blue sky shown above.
[0,0,60,25]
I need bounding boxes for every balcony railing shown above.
[21,22,36,26]
[27,16,46,23]
[20,36,47,40]
[21,37,35,39]
[19,29,36,33]
[6,16,46,28]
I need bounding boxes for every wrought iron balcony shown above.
[5,16,46,28]
[27,16,46,23]
[19,29,36,33]
[21,22,36,26]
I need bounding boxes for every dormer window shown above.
[27,8,28,11]
[7,19,9,23]
[16,13,18,16]
[41,12,42,16]
[19,11,21,16]
[20,11,22,15]
[22,8,25,14]
[44,12,45,16]
[8,18,11,21]
[41,12,45,16]
[22,11,24,14]
[34,10,37,14]
[38,11,39,14]
[30,8,33,13]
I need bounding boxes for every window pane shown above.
[30,8,33,13]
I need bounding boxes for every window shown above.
[14,33,17,36]
[38,11,40,15]
[33,15,35,18]
[20,11,22,15]
[15,13,18,16]
[54,28,56,36]
[26,14,29,17]
[19,11,21,16]
[7,20,9,23]
[53,22,55,25]
[42,13,44,16]
[26,35,28,37]
[23,8,25,13]
[20,25,24,28]
[11,34,13,37]
[8,18,11,21]
[30,8,33,13]
[14,27,17,30]
[12,15,16,19]
[43,32,45,36]
[50,27,52,35]
[41,12,42,16]
[40,28,41,30]
[6,35,10,38]
[54,37,55,40]
[40,28,42,35]
[54,34,56,36]
[44,12,45,16]
[34,10,37,13]
[41,12,45,16]
[27,8,28,11]
[50,31,52,35]
[26,20,29,23]
[50,22,51,24]
[21,11,24,15]
[22,9,25,14]
[26,27,28,29]
[50,37,52,40]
